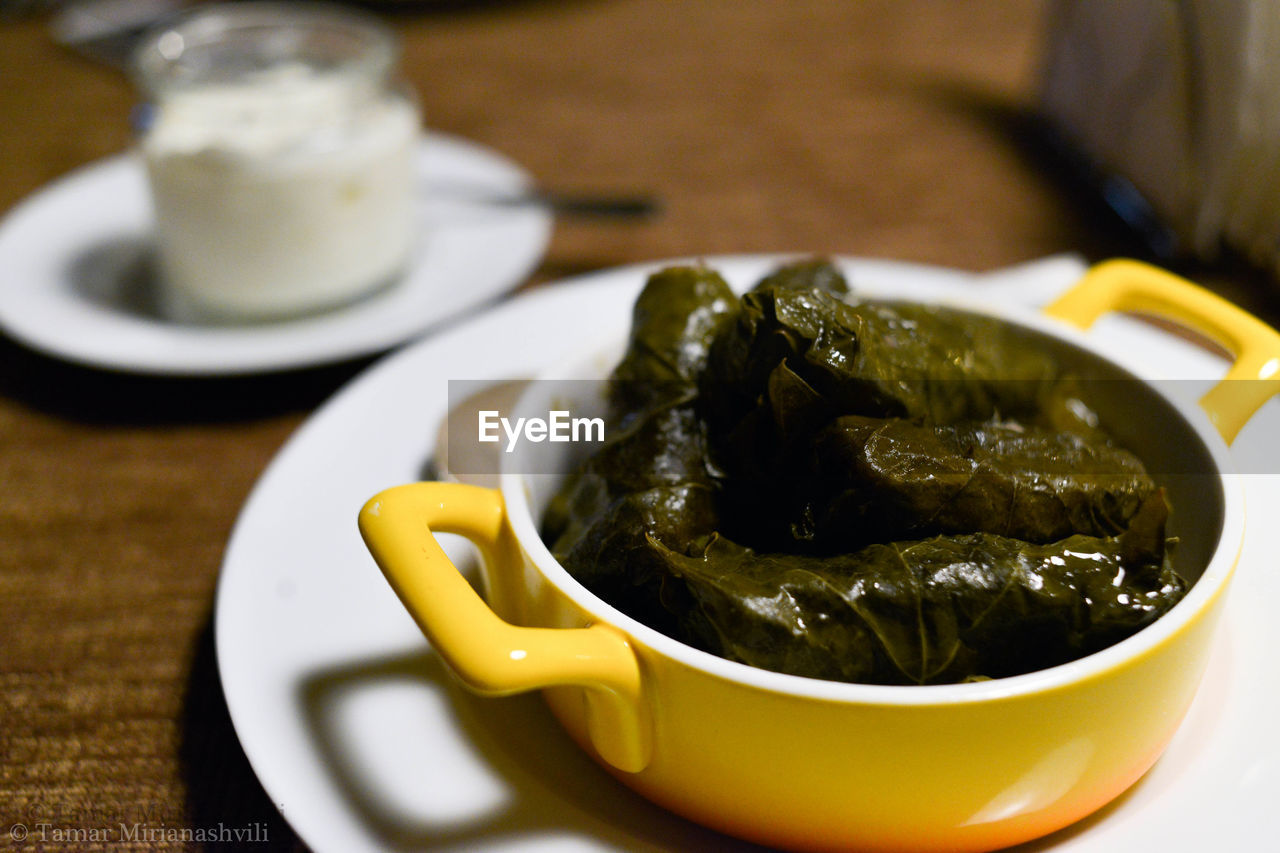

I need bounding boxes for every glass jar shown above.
[130,2,421,322]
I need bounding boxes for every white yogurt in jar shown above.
[141,63,420,321]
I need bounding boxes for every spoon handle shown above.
[489,190,661,220]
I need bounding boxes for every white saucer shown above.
[0,134,552,375]
[214,255,1280,851]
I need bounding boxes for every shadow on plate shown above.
[0,234,380,424]
[297,648,766,852]
[62,234,405,328]
[182,617,307,851]
[66,235,167,321]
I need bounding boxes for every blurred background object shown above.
[1041,0,1280,278]
[49,0,195,65]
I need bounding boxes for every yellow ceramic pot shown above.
[359,260,1280,852]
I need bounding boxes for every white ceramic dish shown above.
[214,255,1280,851]
[0,133,551,375]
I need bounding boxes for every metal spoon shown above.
[434,186,661,220]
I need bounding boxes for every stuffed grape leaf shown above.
[543,265,735,549]
[650,492,1181,685]
[608,264,738,422]
[542,259,1187,685]
[801,414,1157,546]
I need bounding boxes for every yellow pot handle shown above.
[358,482,650,772]
[1044,259,1280,445]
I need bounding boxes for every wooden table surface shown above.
[2,2,1277,850]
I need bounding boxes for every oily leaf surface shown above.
[654,493,1181,685]
[804,415,1157,546]
[542,259,1187,685]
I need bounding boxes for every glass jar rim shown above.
[130,1,399,98]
